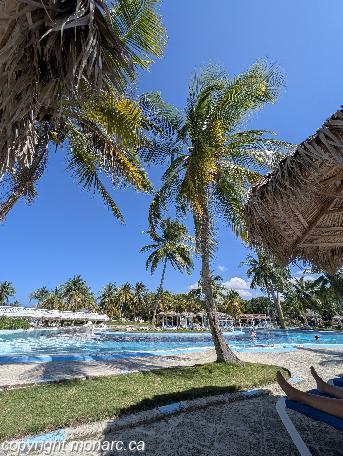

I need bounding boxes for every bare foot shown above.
[310,366,326,393]
[276,371,300,401]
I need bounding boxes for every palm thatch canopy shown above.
[245,108,343,274]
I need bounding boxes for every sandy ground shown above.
[88,347,343,456]
[1,347,343,455]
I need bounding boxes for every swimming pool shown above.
[0,328,342,363]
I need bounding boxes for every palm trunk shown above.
[0,193,22,221]
[199,205,242,364]
[152,258,167,326]
[268,286,286,329]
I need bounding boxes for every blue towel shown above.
[285,388,343,431]
[333,377,343,388]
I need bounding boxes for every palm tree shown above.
[98,283,120,319]
[116,283,134,320]
[246,296,272,315]
[311,268,343,306]
[210,275,228,303]
[40,288,64,310]
[60,275,95,311]
[30,287,51,306]
[30,286,66,310]
[283,277,323,324]
[143,62,288,362]
[190,275,227,305]
[0,0,166,221]
[141,218,194,325]
[244,250,290,328]
[221,290,244,319]
[133,282,149,321]
[0,95,153,222]
[0,281,15,305]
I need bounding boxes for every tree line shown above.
[1,260,342,326]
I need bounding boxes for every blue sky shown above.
[2,0,343,305]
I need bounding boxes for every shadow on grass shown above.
[120,385,237,415]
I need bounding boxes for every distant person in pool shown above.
[250,330,257,338]
[315,335,320,340]
[277,367,343,419]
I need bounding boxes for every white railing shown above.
[0,306,109,322]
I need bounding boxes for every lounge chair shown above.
[276,378,343,456]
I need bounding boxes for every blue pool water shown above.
[0,328,342,363]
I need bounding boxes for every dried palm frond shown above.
[0,0,150,176]
[0,0,166,220]
[0,121,50,220]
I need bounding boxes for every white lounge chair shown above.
[276,378,343,456]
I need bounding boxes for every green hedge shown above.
[0,316,30,330]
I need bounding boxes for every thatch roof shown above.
[245,108,343,274]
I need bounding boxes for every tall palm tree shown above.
[98,283,120,319]
[0,0,166,221]
[0,281,15,305]
[141,218,194,325]
[60,275,95,311]
[40,288,64,310]
[133,282,149,321]
[143,62,288,362]
[30,287,51,307]
[244,250,290,328]
[116,283,134,320]
[30,286,67,310]
[221,290,244,319]
[311,267,343,306]
[283,277,324,324]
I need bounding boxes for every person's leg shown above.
[277,372,343,419]
[310,366,343,399]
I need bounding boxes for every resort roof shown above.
[244,108,343,273]
[0,306,109,322]
[239,314,269,319]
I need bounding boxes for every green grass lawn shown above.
[0,362,288,440]
[108,321,153,327]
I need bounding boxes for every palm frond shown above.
[213,61,284,132]
[66,124,124,220]
[139,92,186,164]
[0,0,128,176]
[111,0,166,68]
[0,123,50,221]
[148,155,186,226]
[0,0,166,187]
[66,93,153,193]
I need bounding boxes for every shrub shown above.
[0,317,30,330]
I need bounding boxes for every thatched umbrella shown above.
[0,0,132,176]
[245,108,343,274]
